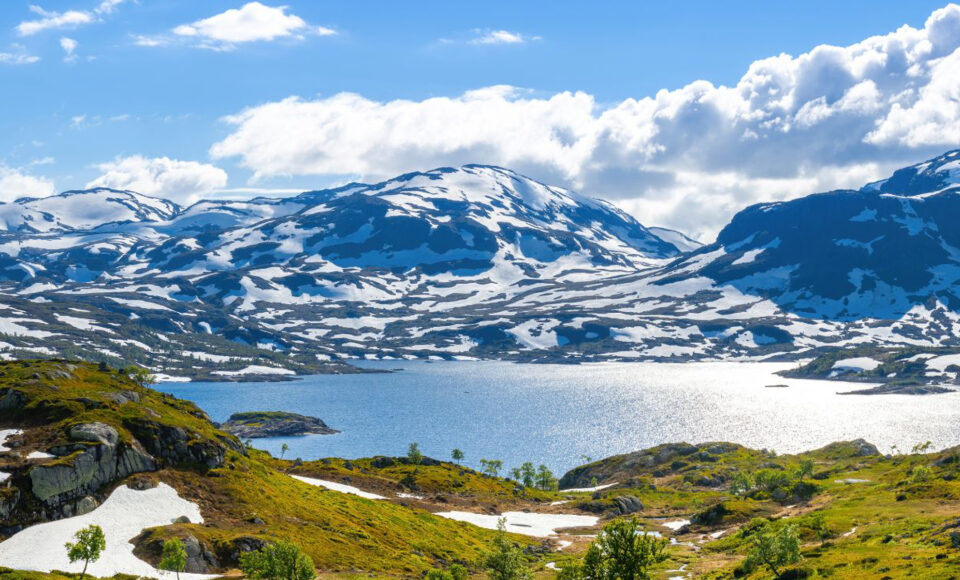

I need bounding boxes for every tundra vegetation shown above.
[0,361,959,579]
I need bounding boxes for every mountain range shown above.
[3,153,960,377]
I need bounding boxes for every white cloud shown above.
[17,6,94,36]
[210,4,960,239]
[0,51,39,65]
[60,37,78,62]
[166,2,335,49]
[469,30,531,45]
[0,166,55,202]
[95,0,127,15]
[17,1,127,36]
[87,156,229,204]
[132,34,167,48]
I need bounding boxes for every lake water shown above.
[159,361,960,474]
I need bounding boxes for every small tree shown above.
[452,448,465,465]
[407,442,423,466]
[239,540,315,580]
[124,365,156,388]
[912,441,932,455]
[160,538,188,580]
[536,464,557,491]
[582,517,667,580]
[743,521,801,578]
[480,459,503,478]
[519,462,536,488]
[808,512,831,547]
[484,519,532,580]
[65,524,107,580]
[280,443,290,459]
[796,459,815,481]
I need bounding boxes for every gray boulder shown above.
[29,422,157,513]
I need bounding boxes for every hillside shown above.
[0,361,507,575]
[2,361,960,578]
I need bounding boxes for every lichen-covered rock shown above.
[29,435,156,510]
[613,495,644,515]
[69,422,119,446]
[124,419,234,469]
[183,535,221,573]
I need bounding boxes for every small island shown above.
[220,411,340,438]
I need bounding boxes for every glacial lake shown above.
[159,361,960,474]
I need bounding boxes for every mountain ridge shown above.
[0,155,960,376]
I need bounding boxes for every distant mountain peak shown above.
[0,187,180,234]
[862,149,960,196]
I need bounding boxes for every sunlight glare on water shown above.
[159,361,960,473]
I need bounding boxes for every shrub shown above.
[239,540,315,580]
[483,519,531,580]
[581,517,667,580]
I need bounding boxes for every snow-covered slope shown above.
[0,188,179,234]
[3,155,960,370]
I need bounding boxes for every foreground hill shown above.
[6,153,960,372]
[0,361,502,575]
[2,360,960,578]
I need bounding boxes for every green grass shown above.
[7,360,960,578]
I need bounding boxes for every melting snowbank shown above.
[291,474,386,500]
[0,429,22,452]
[561,481,617,493]
[434,511,598,537]
[0,483,212,579]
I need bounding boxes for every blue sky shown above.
[1,1,959,236]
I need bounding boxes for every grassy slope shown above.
[550,441,960,579]
[0,361,512,576]
[284,456,559,505]
[5,360,960,578]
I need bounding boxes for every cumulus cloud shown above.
[0,166,55,202]
[150,2,336,50]
[210,4,960,239]
[87,156,228,205]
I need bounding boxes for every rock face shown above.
[29,422,157,517]
[221,412,339,438]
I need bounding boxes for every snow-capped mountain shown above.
[0,165,684,374]
[2,154,960,374]
[0,188,179,234]
[668,148,960,321]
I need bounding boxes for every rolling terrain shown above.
[2,153,960,375]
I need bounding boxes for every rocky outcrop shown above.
[220,412,339,438]
[559,442,705,489]
[0,389,26,411]
[124,419,238,469]
[28,422,156,517]
[135,532,267,573]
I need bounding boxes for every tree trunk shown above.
[81,559,89,580]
